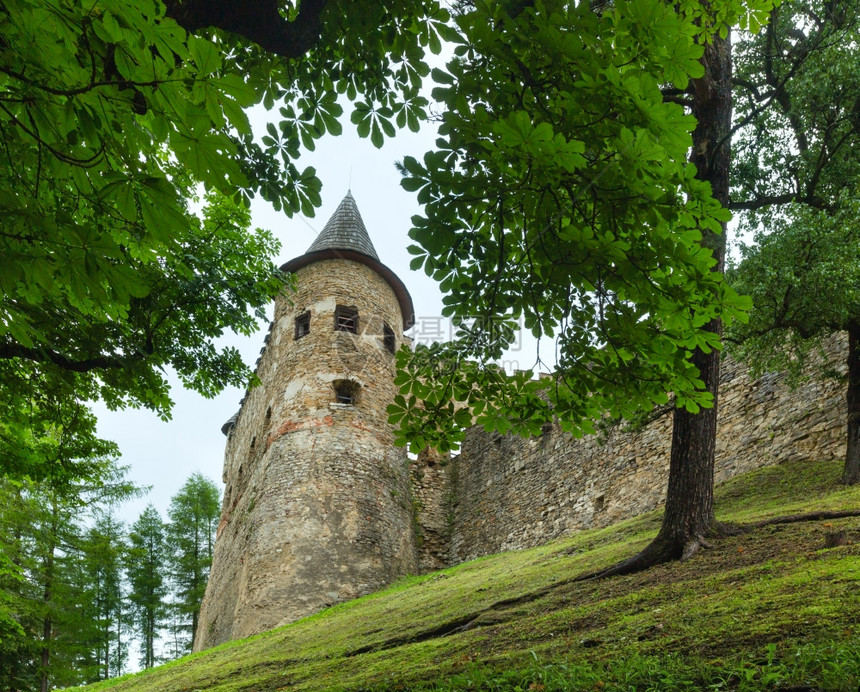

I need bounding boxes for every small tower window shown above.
[295,311,310,339]
[332,379,360,405]
[334,305,358,334]
[383,323,396,354]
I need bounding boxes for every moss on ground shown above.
[80,459,859,692]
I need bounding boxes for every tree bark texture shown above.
[656,30,732,559]
[843,323,860,485]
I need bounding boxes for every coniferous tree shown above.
[0,480,40,691]
[0,391,127,687]
[81,512,130,680]
[126,506,169,669]
[0,463,137,691]
[162,604,188,662]
[166,473,221,653]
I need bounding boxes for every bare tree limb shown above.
[729,192,829,212]
[0,343,138,372]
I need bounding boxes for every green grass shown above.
[81,459,859,691]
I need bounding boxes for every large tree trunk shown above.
[843,323,860,485]
[654,27,732,558]
[583,31,732,580]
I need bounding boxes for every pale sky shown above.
[96,107,450,524]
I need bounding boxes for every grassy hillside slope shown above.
[83,459,859,691]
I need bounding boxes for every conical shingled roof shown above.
[280,191,414,330]
[305,191,379,260]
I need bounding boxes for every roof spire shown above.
[305,191,379,260]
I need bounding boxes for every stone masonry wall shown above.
[419,335,848,565]
[410,448,454,573]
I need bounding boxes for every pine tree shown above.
[126,506,169,669]
[81,512,130,680]
[0,464,137,690]
[166,473,221,653]
[0,480,40,691]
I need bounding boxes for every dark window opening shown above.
[333,379,360,405]
[265,407,272,421]
[295,311,310,339]
[593,495,605,512]
[334,305,358,334]
[383,323,396,354]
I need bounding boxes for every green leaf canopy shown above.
[0,0,446,477]
[393,0,764,450]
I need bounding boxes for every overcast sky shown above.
[96,108,451,525]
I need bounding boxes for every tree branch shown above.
[0,343,137,372]
[0,65,164,97]
[729,192,826,212]
[662,94,693,107]
[164,0,328,59]
[732,76,768,103]
[727,46,814,147]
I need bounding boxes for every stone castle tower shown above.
[194,192,418,651]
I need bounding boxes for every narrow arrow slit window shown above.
[383,323,395,353]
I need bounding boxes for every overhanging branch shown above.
[0,343,134,372]
[164,0,328,59]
